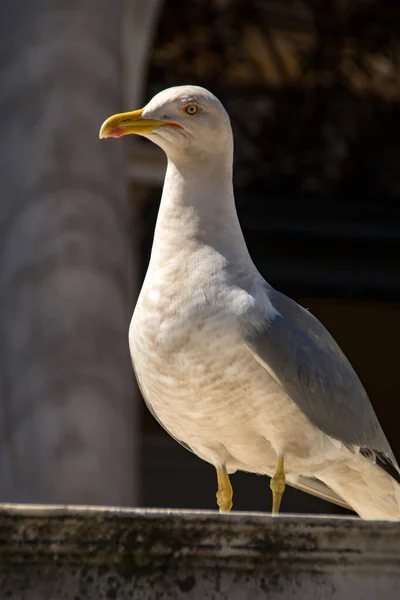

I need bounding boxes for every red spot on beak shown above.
[108,127,125,138]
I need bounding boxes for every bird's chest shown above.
[131,290,241,391]
[129,281,254,430]
[131,255,254,377]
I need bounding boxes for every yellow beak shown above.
[99,108,182,139]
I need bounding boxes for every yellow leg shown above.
[216,466,233,513]
[270,456,285,515]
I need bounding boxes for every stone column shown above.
[0,0,137,505]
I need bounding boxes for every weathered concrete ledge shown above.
[0,505,400,599]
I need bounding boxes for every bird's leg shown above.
[216,466,233,513]
[270,456,286,515]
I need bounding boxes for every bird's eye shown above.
[184,104,199,115]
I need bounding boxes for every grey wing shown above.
[246,286,398,470]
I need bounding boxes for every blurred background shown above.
[0,0,399,515]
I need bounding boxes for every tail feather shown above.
[318,452,400,520]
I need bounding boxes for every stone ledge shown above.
[0,505,400,599]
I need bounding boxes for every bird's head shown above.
[99,85,233,165]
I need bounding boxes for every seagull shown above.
[100,85,400,519]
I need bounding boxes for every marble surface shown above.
[0,505,400,599]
